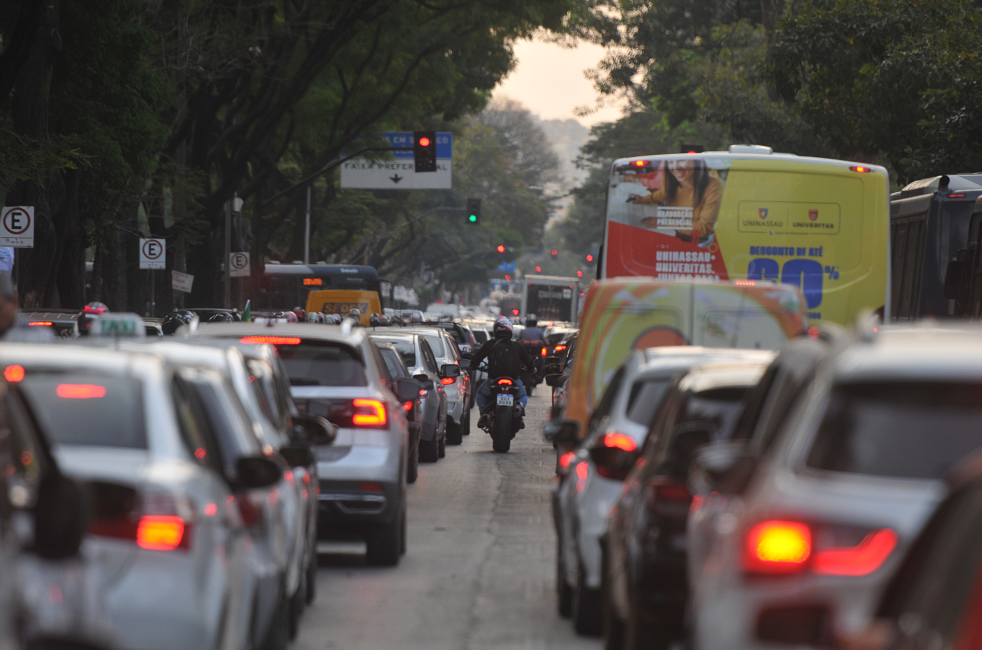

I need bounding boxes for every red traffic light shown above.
[576,270,583,278]
[535,266,541,273]
[497,245,505,253]
[504,275,511,281]
[418,137,430,147]
[586,254,594,262]
[551,249,558,256]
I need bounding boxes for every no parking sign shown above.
[229,251,250,277]
[139,238,166,270]
[0,206,34,247]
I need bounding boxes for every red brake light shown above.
[813,529,897,576]
[441,377,455,385]
[554,344,567,352]
[4,365,24,383]
[496,378,513,386]
[402,401,413,411]
[559,452,575,469]
[137,516,186,551]
[632,160,645,167]
[57,384,106,399]
[28,321,53,326]
[352,398,387,426]
[949,193,967,198]
[240,336,301,345]
[541,347,547,357]
[601,433,637,452]
[744,521,812,574]
[849,165,873,173]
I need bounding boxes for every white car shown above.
[1,342,282,650]
[689,325,982,650]
[553,347,773,635]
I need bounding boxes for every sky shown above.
[494,38,627,126]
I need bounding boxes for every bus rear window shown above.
[276,342,367,387]
[807,382,982,479]
[20,374,146,448]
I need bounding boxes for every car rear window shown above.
[806,382,982,479]
[21,374,146,448]
[473,330,488,344]
[275,341,367,387]
[373,337,416,367]
[379,348,408,379]
[626,379,671,424]
[422,334,445,357]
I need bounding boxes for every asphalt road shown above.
[297,389,600,650]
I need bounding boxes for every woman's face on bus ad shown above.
[669,159,694,186]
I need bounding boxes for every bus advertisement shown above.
[602,147,890,325]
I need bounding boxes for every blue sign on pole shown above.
[383,133,453,159]
[497,261,516,272]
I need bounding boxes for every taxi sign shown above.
[91,313,146,338]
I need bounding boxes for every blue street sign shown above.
[384,133,452,160]
[497,261,516,272]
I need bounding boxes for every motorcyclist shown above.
[470,316,538,429]
[517,314,546,381]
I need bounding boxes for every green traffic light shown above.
[468,215,477,222]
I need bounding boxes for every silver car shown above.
[369,332,448,464]
[689,325,982,650]
[184,322,420,566]
[552,347,774,634]
[398,327,470,446]
[0,342,281,650]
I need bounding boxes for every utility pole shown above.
[224,200,231,309]
[304,185,312,264]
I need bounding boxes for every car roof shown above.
[0,342,165,375]
[633,346,774,378]
[187,321,367,346]
[676,360,770,394]
[833,325,982,382]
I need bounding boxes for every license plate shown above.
[496,394,514,406]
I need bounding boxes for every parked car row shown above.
[548,304,982,650]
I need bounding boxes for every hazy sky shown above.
[494,38,627,126]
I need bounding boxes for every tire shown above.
[557,539,573,618]
[602,547,624,650]
[419,434,439,463]
[462,408,471,435]
[365,508,403,566]
[624,595,667,650]
[305,551,317,604]
[492,404,512,453]
[438,430,446,458]
[446,417,463,445]
[259,595,290,650]
[407,436,419,483]
[492,437,511,453]
[573,560,603,636]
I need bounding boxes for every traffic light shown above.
[534,266,542,273]
[551,249,558,257]
[414,131,437,172]
[496,244,505,253]
[466,198,481,224]
[586,254,594,262]
[576,270,583,278]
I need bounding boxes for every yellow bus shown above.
[601,145,890,324]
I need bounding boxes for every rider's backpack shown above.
[488,339,522,379]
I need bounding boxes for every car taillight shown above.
[402,401,413,411]
[600,433,636,452]
[419,389,428,399]
[90,491,192,551]
[643,478,692,519]
[541,347,547,357]
[441,377,455,385]
[235,492,265,528]
[743,520,896,576]
[137,516,186,551]
[558,451,575,478]
[352,398,387,426]
[240,336,301,345]
[496,378,513,386]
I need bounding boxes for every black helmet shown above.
[208,312,234,322]
[162,310,194,335]
[526,314,538,327]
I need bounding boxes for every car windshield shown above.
[373,337,416,367]
[806,381,982,479]
[275,341,367,387]
[20,373,147,448]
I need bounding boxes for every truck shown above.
[521,275,580,324]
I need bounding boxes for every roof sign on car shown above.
[91,313,146,338]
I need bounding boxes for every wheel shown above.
[258,594,290,650]
[492,436,510,452]
[365,508,403,566]
[557,539,573,618]
[305,551,317,604]
[601,547,624,650]
[573,560,603,635]
[446,418,462,445]
[419,434,439,463]
[462,408,471,435]
[527,382,534,397]
[407,436,419,483]
[438,430,446,458]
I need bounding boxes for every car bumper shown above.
[317,479,402,532]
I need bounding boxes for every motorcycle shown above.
[519,339,546,396]
[477,363,525,453]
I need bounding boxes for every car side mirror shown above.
[279,443,316,468]
[458,359,471,370]
[412,373,434,390]
[440,364,461,379]
[545,373,567,388]
[293,413,337,446]
[34,474,87,560]
[395,377,423,403]
[543,419,580,445]
[689,441,757,496]
[544,362,561,375]
[234,456,283,490]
